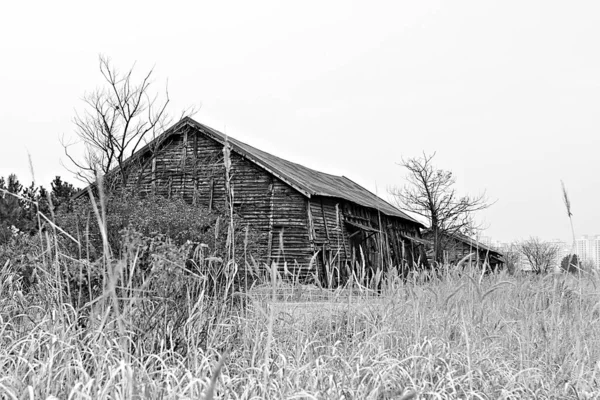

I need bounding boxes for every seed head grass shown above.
[2,172,599,398]
[2,253,600,399]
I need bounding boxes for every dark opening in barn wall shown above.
[345,220,381,270]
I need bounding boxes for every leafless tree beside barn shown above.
[391,152,492,266]
[63,55,195,190]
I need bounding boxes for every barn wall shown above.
[114,123,425,282]
[309,198,349,258]
[445,239,502,268]
[420,233,503,269]
[122,126,314,278]
[269,180,313,278]
[308,197,425,282]
[343,202,422,269]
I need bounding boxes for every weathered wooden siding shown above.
[268,180,313,277]
[115,123,427,282]
[308,197,350,275]
[122,126,314,278]
[441,237,503,269]
[309,198,348,251]
[307,199,426,280]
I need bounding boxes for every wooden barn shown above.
[86,117,427,282]
[422,230,504,269]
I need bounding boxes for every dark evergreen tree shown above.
[50,176,77,212]
[6,174,23,195]
[560,254,580,274]
[20,181,46,233]
[37,186,51,215]
[0,174,23,242]
[0,174,78,243]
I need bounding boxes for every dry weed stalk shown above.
[561,180,580,274]
[3,163,600,398]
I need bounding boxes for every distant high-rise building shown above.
[549,239,572,271]
[576,235,591,263]
[575,235,600,268]
[595,237,600,268]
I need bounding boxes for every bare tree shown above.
[518,237,559,274]
[63,55,194,190]
[390,152,491,265]
[503,244,522,275]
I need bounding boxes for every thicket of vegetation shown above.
[2,145,596,399]
[55,192,263,268]
[0,174,598,398]
[2,229,600,398]
[0,175,76,242]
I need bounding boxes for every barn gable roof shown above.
[77,117,422,226]
[185,119,421,225]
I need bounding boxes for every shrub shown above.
[0,233,44,291]
[55,193,263,264]
[560,254,580,274]
[52,193,264,310]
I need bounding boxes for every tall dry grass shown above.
[2,171,600,398]
[2,242,600,399]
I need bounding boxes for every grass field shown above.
[2,251,600,399]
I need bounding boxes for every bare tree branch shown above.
[517,237,559,274]
[63,55,196,191]
[390,152,493,265]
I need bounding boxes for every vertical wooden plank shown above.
[383,230,391,268]
[401,239,406,266]
[392,229,402,267]
[336,203,348,261]
[192,178,198,206]
[333,203,343,270]
[182,130,188,197]
[192,130,198,205]
[306,199,316,252]
[320,199,331,243]
[376,210,387,270]
[151,158,156,195]
[266,181,275,266]
[208,178,214,211]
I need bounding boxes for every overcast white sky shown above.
[1,1,599,243]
